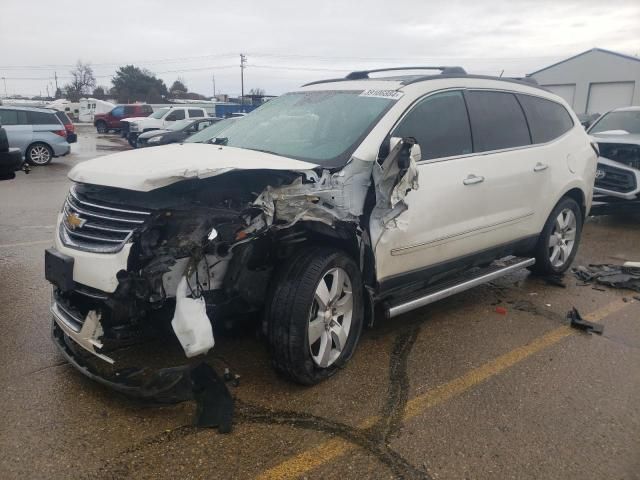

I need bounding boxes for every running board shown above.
[385,257,535,318]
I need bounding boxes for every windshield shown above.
[167,119,193,131]
[150,107,169,119]
[184,118,235,143]
[209,91,397,166]
[590,110,640,134]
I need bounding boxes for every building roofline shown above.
[528,48,640,76]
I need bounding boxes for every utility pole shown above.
[54,71,59,98]
[1,77,7,98]
[212,74,216,99]
[240,53,247,105]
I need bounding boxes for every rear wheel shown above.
[529,197,583,275]
[96,121,108,134]
[26,143,53,166]
[267,247,364,385]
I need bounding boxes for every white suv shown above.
[46,67,596,394]
[123,106,208,147]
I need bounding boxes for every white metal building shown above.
[528,48,640,115]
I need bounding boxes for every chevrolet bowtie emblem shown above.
[66,212,86,230]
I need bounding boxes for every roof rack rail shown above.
[345,66,466,80]
[508,76,538,85]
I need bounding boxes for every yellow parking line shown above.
[256,298,631,480]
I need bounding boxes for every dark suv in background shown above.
[94,104,153,133]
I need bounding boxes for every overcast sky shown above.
[1,0,639,98]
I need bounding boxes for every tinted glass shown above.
[0,109,18,125]
[466,91,531,152]
[124,106,134,115]
[28,111,58,125]
[188,109,204,118]
[55,111,72,125]
[392,91,472,160]
[111,106,125,117]
[142,105,153,115]
[517,94,573,143]
[166,110,185,121]
[589,110,640,134]
[185,118,235,143]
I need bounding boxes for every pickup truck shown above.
[122,106,208,147]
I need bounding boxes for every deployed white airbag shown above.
[171,277,215,357]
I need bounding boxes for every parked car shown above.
[46,67,596,398]
[136,117,220,148]
[55,111,77,144]
[122,106,208,147]
[183,117,236,143]
[94,104,153,134]
[0,106,71,165]
[587,106,640,214]
[0,124,25,180]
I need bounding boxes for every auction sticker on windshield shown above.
[359,89,403,100]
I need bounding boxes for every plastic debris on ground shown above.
[495,306,508,315]
[567,307,604,335]
[572,263,640,292]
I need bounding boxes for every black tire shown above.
[26,142,53,166]
[266,247,364,385]
[96,121,107,134]
[529,197,583,275]
[128,137,137,148]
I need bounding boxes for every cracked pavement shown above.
[1,127,639,479]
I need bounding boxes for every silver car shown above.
[0,106,71,165]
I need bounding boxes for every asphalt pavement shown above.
[0,127,638,479]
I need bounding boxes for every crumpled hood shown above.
[68,143,319,192]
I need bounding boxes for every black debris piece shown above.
[191,363,234,433]
[544,275,566,288]
[567,307,604,335]
[572,264,640,292]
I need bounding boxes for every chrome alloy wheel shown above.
[549,208,577,268]
[29,145,51,165]
[308,267,353,368]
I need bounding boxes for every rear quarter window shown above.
[188,109,205,118]
[517,94,574,143]
[55,111,71,125]
[465,90,531,152]
[28,111,58,125]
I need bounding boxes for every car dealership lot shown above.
[1,129,639,479]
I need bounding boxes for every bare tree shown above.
[249,87,265,96]
[64,61,96,102]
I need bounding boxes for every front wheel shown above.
[529,197,583,275]
[26,143,53,165]
[267,247,364,385]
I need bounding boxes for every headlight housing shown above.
[148,136,162,143]
[129,123,140,132]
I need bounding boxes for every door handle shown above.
[463,174,485,185]
[533,162,548,172]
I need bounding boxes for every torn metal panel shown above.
[252,157,373,228]
[369,137,420,250]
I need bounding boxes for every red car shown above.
[55,111,77,143]
[94,104,153,133]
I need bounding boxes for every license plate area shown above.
[45,248,75,292]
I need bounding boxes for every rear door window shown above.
[124,106,134,115]
[27,111,58,125]
[188,109,204,118]
[465,90,531,152]
[392,90,473,160]
[166,110,186,121]
[517,94,574,143]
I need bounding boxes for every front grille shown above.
[595,163,637,193]
[60,187,151,253]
